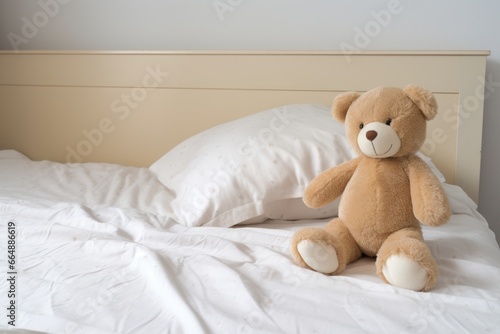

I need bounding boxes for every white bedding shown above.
[1,150,500,334]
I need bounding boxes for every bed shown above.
[1,51,499,333]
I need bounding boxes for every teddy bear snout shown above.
[366,130,378,141]
[357,122,402,158]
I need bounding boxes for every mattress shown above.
[1,149,500,334]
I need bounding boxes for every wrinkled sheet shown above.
[1,150,500,334]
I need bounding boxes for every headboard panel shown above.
[0,51,489,203]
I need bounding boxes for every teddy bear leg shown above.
[376,228,438,291]
[290,218,362,275]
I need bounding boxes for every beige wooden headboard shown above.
[0,50,489,203]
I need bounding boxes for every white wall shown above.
[1,0,499,244]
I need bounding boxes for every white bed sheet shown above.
[1,151,499,334]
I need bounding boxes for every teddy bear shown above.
[290,85,451,292]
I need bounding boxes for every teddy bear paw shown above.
[382,254,429,291]
[297,240,339,274]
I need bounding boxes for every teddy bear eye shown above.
[359,123,364,129]
[385,118,392,126]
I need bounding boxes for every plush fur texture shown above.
[290,85,451,291]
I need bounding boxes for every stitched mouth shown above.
[371,143,393,156]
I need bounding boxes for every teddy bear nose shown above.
[366,130,378,141]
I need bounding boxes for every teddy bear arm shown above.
[407,157,451,227]
[303,158,360,208]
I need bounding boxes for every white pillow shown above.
[0,150,174,218]
[150,104,355,227]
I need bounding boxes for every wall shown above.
[1,0,499,245]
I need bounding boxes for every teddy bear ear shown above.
[402,85,438,120]
[331,92,362,123]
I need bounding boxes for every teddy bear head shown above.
[332,85,437,158]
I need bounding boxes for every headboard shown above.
[0,50,489,203]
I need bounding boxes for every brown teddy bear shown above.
[290,85,451,291]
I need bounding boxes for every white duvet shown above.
[1,150,500,334]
